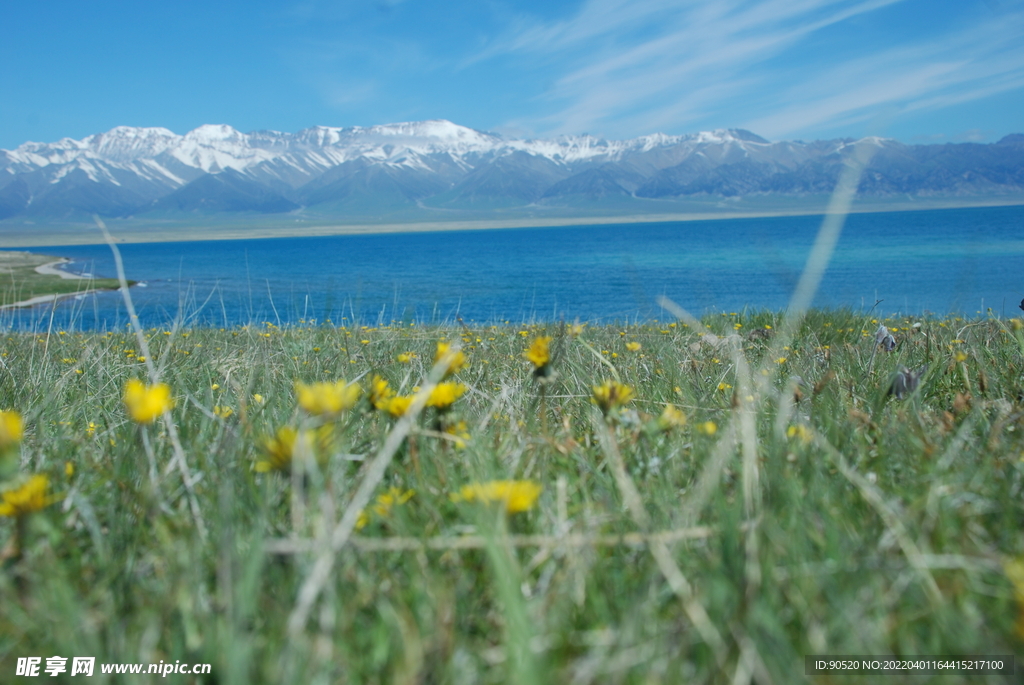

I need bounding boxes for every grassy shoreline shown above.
[0,250,124,309]
[2,313,1023,682]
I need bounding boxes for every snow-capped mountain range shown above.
[2,120,1023,221]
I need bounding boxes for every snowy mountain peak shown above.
[82,126,180,162]
[183,124,246,143]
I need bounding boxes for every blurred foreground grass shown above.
[1,311,1023,684]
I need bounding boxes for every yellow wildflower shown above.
[370,375,396,410]
[434,342,467,377]
[444,420,471,448]
[0,475,60,517]
[524,336,552,370]
[591,380,635,415]
[356,487,415,530]
[625,341,641,352]
[381,395,415,418]
[717,382,732,391]
[253,393,265,405]
[569,322,586,336]
[774,357,787,364]
[657,405,687,431]
[428,382,467,410]
[294,379,362,416]
[697,421,718,436]
[65,461,75,478]
[257,426,300,472]
[954,351,968,362]
[255,425,335,472]
[396,352,416,363]
[123,379,174,424]
[787,424,812,443]
[213,405,234,419]
[0,410,24,451]
[451,480,543,514]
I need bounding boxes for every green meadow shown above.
[1,310,1023,683]
[0,251,122,308]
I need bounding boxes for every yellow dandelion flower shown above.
[954,351,968,362]
[774,357,788,365]
[569,322,586,336]
[444,420,471,448]
[255,425,334,472]
[294,379,362,416]
[657,405,687,431]
[697,421,718,436]
[396,352,416,363]
[523,336,552,369]
[717,382,733,391]
[85,421,97,437]
[625,341,641,352]
[370,375,396,410]
[356,487,415,530]
[213,405,234,419]
[65,461,75,478]
[451,480,543,514]
[256,426,300,472]
[427,382,467,410]
[0,410,24,451]
[786,424,812,444]
[0,475,60,517]
[123,378,174,424]
[434,342,467,377]
[591,380,635,415]
[382,395,415,418]
[252,393,265,405]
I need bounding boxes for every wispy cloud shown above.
[475,0,1024,140]
[743,8,1024,138]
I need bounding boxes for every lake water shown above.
[4,205,1024,330]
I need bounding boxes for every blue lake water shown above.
[4,204,1024,330]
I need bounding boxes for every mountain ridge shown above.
[2,120,1023,222]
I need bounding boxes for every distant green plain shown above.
[3,193,1023,247]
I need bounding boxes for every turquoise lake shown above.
[4,204,1023,330]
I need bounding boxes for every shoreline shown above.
[2,197,1022,248]
[0,257,116,310]
[34,258,90,280]
[0,289,108,311]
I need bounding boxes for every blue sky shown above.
[1,0,1022,149]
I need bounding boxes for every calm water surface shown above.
[5,205,1024,330]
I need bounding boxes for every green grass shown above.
[1,312,1023,683]
[0,251,123,307]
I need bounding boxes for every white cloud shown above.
[476,0,1024,139]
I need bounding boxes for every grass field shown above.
[0,251,123,308]
[1,310,1023,683]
